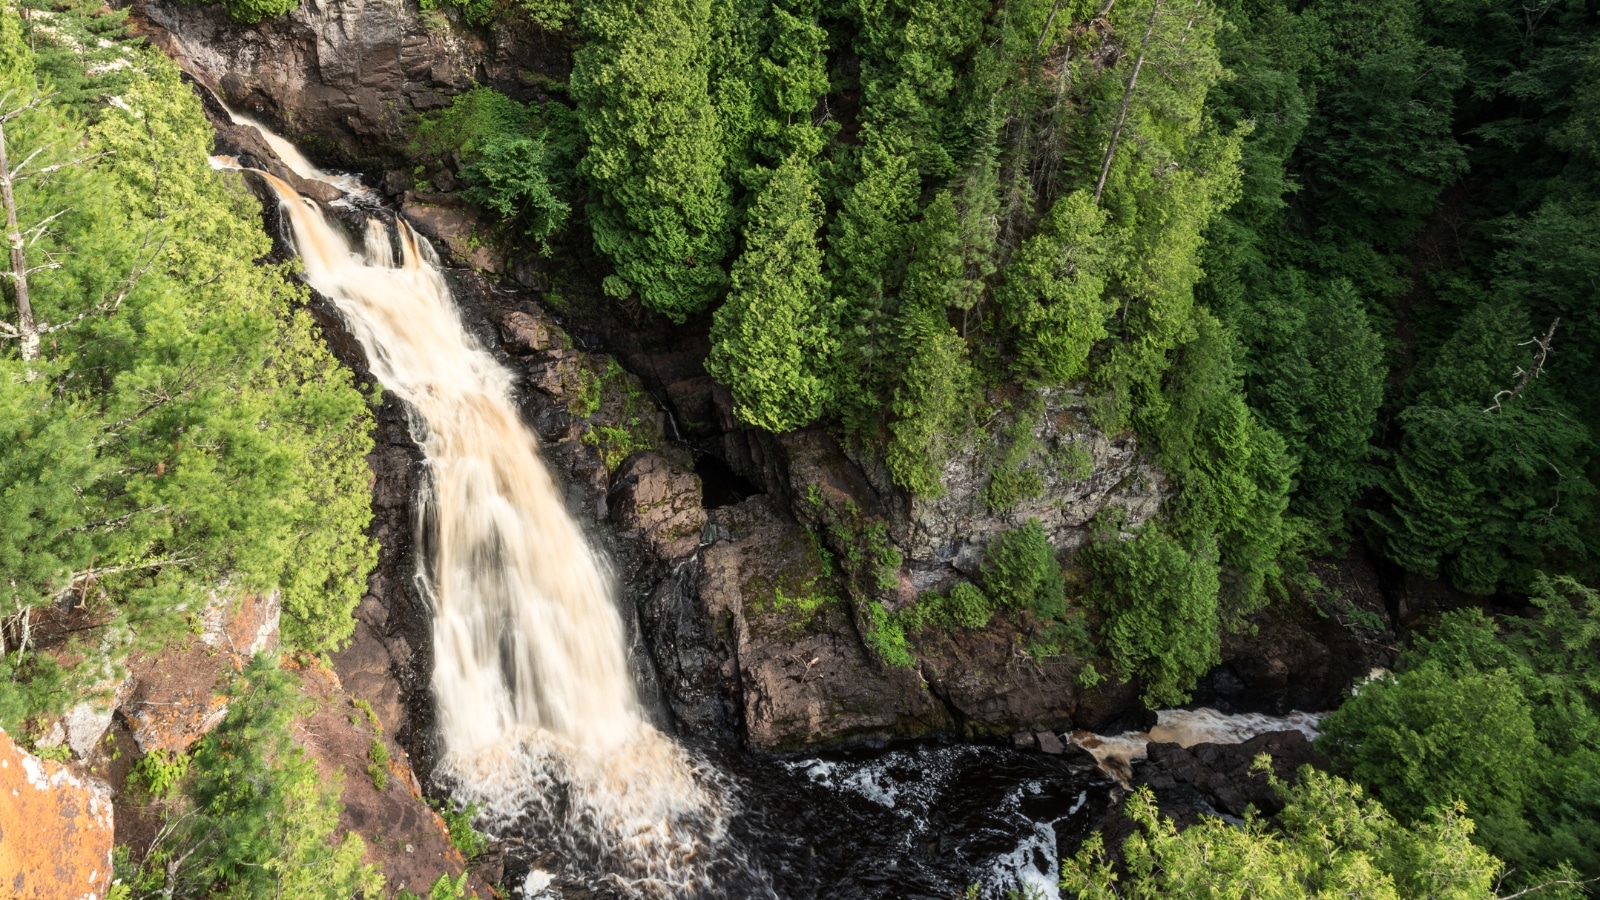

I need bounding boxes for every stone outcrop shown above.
[294,665,490,896]
[121,591,281,754]
[1139,730,1328,821]
[608,451,706,560]
[135,0,571,169]
[719,387,1168,598]
[0,728,114,900]
[697,496,952,749]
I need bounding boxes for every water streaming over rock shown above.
[1070,707,1324,786]
[247,166,734,896]
[211,113,1355,900]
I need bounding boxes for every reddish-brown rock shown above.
[609,451,707,560]
[123,591,280,754]
[0,728,114,899]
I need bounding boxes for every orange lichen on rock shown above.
[0,728,114,899]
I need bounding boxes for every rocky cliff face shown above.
[132,0,1395,769]
[134,0,569,168]
[0,729,114,899]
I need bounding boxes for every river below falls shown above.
[210,113,1329,900]
[499,737,1118,900]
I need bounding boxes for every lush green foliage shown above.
[1062,768,1502,899]
[435,798,490,859]
[1318,574,1600,886]
[117,658,385,899]
[414,87,580,249]
[980,519,1065,620]
[1086,527,1221,707]
[705,157,835,431]
[0,4,374,732]
[572,0,736,319]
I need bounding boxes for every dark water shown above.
[501,739,1119,900]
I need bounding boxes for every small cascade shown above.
[220,150,735,894]
[219,103,376,200]
[1070,707,1324,786]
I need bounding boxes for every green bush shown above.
[1087,528,1222,707]
[944,583,993,630]
[1317,574,1600,884]
[131,748,189,800]
[120,658,386,899]
[435,798,490,859]
[217,0,298,24]
[460,134,570,245]
[861,601,914,668]
[1063,766,1501,898]
[980,519,1065,620]
[367,737,390,791]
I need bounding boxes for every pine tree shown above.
[573,0,736,320]
[706,157,835,432]
[996,189,1113,384]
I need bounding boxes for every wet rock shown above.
[499,310,550,354]
[1036,731,1065,754]
[1012,731,1037,750]
[1138,730,1328,821]
[608,452,706,561]
[524,349,583,399]
[0,728,114,899]
[135,0,488,167]
[401,198,505,273]
[201,98,344,203]
[687,497,952,750]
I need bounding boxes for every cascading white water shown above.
[237,161,731,894]
[1070,707,1325,786]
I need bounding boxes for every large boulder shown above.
[608,452,706,561]
[0,729,114,899]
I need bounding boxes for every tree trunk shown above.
[1094,0,1161,204]
[0,119,37,361]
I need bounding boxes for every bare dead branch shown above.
[1094,0,1162,204]
[1484,318,1559,412]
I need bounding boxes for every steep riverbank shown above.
[114,1,1408,894]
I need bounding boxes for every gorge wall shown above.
[130,0,1395,761]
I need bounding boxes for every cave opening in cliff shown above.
[694,453,760,509]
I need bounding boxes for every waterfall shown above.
[233,162,730,894]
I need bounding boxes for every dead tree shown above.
[0,90,118,363]
[1484,318,1560,413]
[1094,0,1161,203]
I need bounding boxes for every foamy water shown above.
[242,164,732,895]
[1070,707,1324,786]
[220,102,375,200]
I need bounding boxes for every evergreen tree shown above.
[0,11,374,729]
[573,0,736,320]
[996,189,1113,385]
[706,158,835,432]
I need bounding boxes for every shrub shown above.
[367,738,390,791]
[1087,528,1222,707]
[861,601,914,668]
[435,798,490,859]
[980,519,1065,620]
[132,748,190,800]
[944,583,992,630]
[217,0,298,23]
[460,133,571,246]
